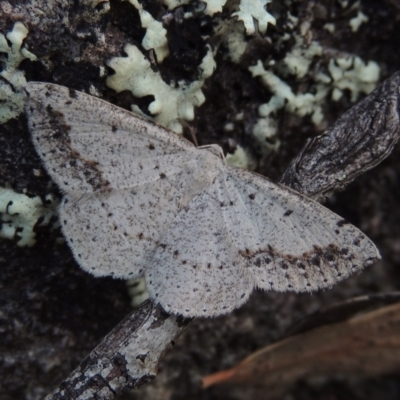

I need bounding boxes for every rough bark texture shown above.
[2,1,400,400]
[46,301,189,400]
[281,72,400,201]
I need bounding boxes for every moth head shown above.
[189,144,225,188]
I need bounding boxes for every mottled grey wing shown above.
[145,165,379,317]
[59,169,202,279]
[25,82,197,194]
[25,82,214,279]
[221,166,380,292]
[146,177,253,317]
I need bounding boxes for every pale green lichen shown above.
[0,22,37,124]
[222,24,248,63]
[252,116,281,152]
[108,0,277,138]
[255,31,326,125]
[232,0,276,35]
[250,61,327,126]
[127,277,149,307]
[213,0,277,63]
[107,44,216,133]
[249,50,380,148]
[328,56,380,102]
[323,23,335,33]
[282,38,323,78]
[126,0,169,62]
[226,145,257,170]
[215,10,249,63]
[108,0,378,161]
[0,187,59,247]
[349,11,368,32]
[162,0,190,8]
[203,0,228,15]
[248,6,379,152]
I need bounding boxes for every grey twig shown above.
[45,71,400,400]
[45,301,189,400]
[281,71,400,201]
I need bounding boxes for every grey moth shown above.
[25,82,380,317]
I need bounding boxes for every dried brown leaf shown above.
[203,302,400,395]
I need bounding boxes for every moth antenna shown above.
[178,118,198,147]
